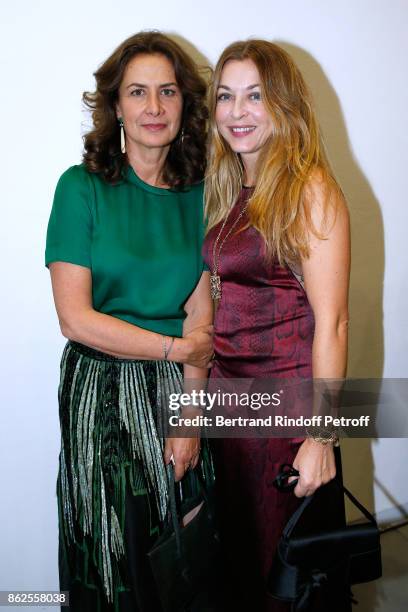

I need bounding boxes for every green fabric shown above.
[46,164,207,337]
[57,341,215,609]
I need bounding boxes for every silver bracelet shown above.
[166,337,175,360]
[162,335,175,360]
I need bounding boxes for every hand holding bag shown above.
[267,464,382,611]
[148,465,219,612]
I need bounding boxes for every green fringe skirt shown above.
[57,341,212,612]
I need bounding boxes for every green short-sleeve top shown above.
[45,164,208,337]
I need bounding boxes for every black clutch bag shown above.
[147,465,219,612]
[267,464,382,611]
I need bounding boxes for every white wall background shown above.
[1,0,407,595]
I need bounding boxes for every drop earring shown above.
[118,118,126,154]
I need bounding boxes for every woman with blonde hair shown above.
[203,40,350,611]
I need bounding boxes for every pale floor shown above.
[0,527,405,611]
[352,523,408,611]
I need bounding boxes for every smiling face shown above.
[215,58,274,167]
[116,53,183,155]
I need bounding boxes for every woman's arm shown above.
[291,176,350,497]
[49,262,213,367]
[182,271,214,366]
[164,272,214,481]
[303,185,350,379]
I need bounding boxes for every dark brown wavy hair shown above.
[82,31,208,188]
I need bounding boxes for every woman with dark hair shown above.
[46,31,213,611]
[203,40,350,611]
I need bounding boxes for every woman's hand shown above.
[175,325,214,368]
[288,437,336,498]
[164,437,201,482]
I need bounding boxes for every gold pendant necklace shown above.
[210,202,249,300]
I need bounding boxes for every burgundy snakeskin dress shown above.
[202,187,347,612]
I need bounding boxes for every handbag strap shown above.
[276,465,378,538]
[341,482,378,524]
[167,464,183,557]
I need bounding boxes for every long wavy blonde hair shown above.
[205,39,342,265]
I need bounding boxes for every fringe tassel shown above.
[57,344,184,604]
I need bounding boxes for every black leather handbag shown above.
[267,464,382,611]
[148,466,219,612]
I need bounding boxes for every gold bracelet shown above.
[309,434,340,447]
[305,426,340,447]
